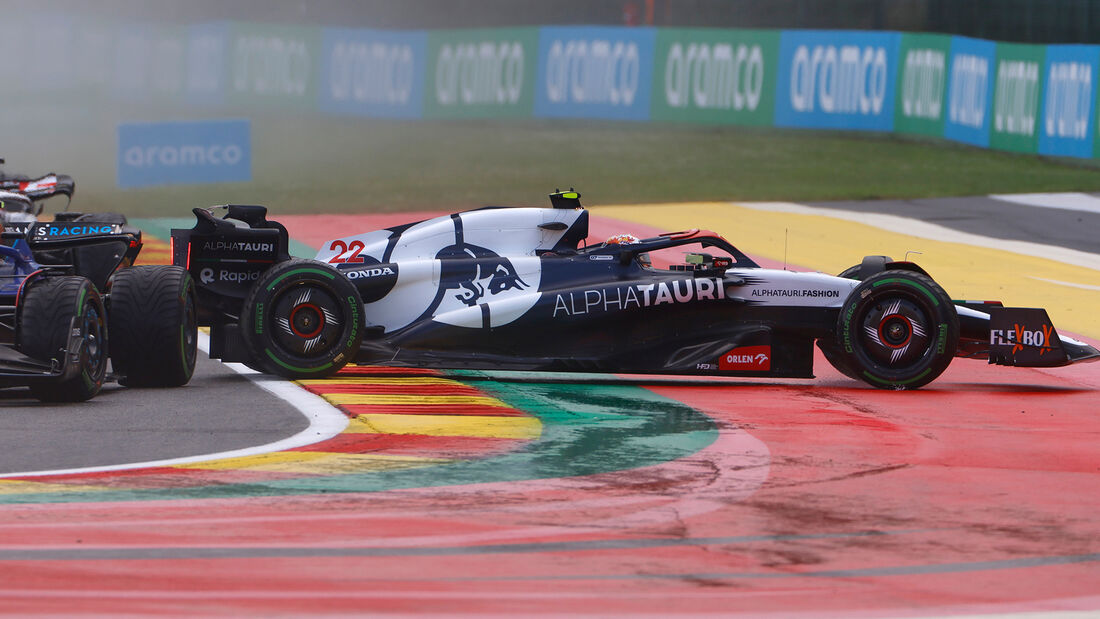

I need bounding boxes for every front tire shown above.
[240,259,363,379]
[835,270,959,390]
[20,277,108,402]
[108,265,198,387]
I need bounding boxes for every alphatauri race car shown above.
[172,190,1098,390]
[0,161,197,401]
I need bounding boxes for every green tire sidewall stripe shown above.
[266,267,336,292]
[871,277,939,306]
[264,348,333,374]
[76,284,86,316]
[862,367,932,386]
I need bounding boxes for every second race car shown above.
[0,160,197,401]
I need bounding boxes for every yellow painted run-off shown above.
[322,394,511,407]
[596,202,1100,340]
[346,413,543,440]
[179,451,451,474]
[0,480,111,495]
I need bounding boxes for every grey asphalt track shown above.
[0,355,309,475]
[807,195,1100,254]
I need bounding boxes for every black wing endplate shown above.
[988,307,1099,367]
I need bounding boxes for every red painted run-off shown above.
[0,356,1097,617]
[0,214,1095,616]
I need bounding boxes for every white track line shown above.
[738,201,1100,272]
[1,331,348,479]
[1028,277,1100,291]
[990,192,1100,215]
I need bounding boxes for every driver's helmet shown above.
[605,233,651,267]
[605,233,639,245]
[0,192,35,225]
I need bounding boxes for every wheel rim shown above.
[183,292,197,366]
[270,283,345,358]
[858,296,931,367]
[82,304,105,372]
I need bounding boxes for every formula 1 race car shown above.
[171,190,1099,390]
[0,161,197,401]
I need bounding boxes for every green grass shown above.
[16,114,1100,217]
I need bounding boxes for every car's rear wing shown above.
[171,205,291,320]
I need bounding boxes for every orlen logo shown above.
[991,323,1055,356]
[719,345,771,371]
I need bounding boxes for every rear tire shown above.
[835,270,958,390]
[240,259,362,379]
[108,266,197,387]
[20,277,108,402]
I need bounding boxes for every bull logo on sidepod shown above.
[422,240,537,329]
[437,243,529,308]
[397,213,542,330]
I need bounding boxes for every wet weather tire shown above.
[835,270,958,390]
[240,259,362,379]
[109,266,198,387]
[20,277,108,402]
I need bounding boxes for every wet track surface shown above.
[0,197,1097,617]
[0,356,307,475]
[809,193,1100,254]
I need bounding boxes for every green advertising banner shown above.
[990,42,1045,154]
[425,27,538,119]
[894,33,952,137]
[226,22,321,108]
[651,28,778,126]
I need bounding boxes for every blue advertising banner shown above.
[1038,44,1099,159]
[534,26,656,121]
[943,36,997,147]
[117,119,251,188]
[185,22,230,106]
[318,28,428,118]
[774,30,901,131]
